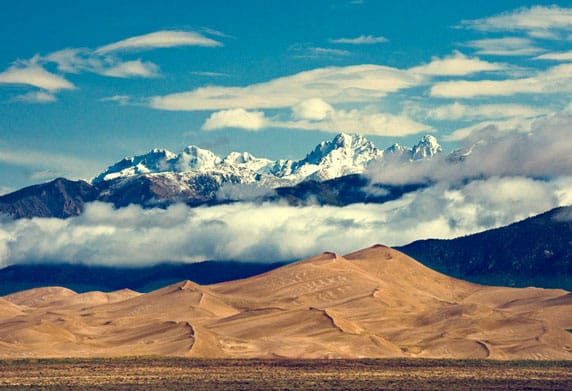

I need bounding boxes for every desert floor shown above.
[0,358,571,390]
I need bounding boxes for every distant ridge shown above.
[398,205,572,291]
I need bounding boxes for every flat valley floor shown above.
[0,358,571,390]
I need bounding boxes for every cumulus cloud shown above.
[291,98,335,120]
[458,5,572,38]
[408,51,505,76]
[367,115,572,184]
[150,64,423,111]
[201,99,431,137]
[0,63,74,91]
[464,37,543,56]
[430,63,572,98]
[0,175,569,267]
[95,30,222,54]
[330,35,388,44]
[202,109,268,131]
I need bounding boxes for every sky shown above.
[1,1,572,266]
[1,0,572,192]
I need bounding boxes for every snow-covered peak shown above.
[289,132,383,181]
[92,132,443,185]
[304,132,381,165]
[93,148,177,182]
[411,135,442,160]
[175,146,222,171]
[223,151,257,165]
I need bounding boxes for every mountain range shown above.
[1,245,570,359]
[0,133,440,218]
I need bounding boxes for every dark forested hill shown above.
[397,206,572,291]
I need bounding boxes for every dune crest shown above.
[1,245,571,359]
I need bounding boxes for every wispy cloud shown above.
[45,48,160,79]
[408,51,505,76]
[464,37,543,56]
[0,63,74,91]
[0,147,100,181]
[535,50,572,61]
[11,91,57,104]
[430,63,572,98]
[330,35,388,44]
[0,30,224,103]
[191,71,229,77]
[406,102,548,121]
[290,44,351,58]
[98,60,159,78]
[100,95,132,105]
[95,30,222,54]
[458,5,572,39]
[149,52,504,112]
[150,64,423,111]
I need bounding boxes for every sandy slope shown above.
[0,245,571,359]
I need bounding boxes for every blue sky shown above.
[1,0,572,191]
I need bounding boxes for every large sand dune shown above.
[1,245,571,359]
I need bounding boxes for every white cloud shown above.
[291,98,334,120]
[279,107,432,137]
[0,176,568,267]
[201,100,432,137]
[459,6,572,38]
[150,64,423,111]
[100,95,131,105]
[408,51,505,76]
[44,48,160,79]
[202,108,268,131]
[444,117,536,141]
[419,102,547,121]
[535,50,572,61]
[368,115,572,183]
[430,63,572,98]
[191,71,230,77]
[0,64,74,91]
[330,35,388,44]
[12,91,57,104]
[464,37,543,56]
[99,60,159,78]
[95,30,222,54]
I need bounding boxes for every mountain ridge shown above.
[0,133,441,218]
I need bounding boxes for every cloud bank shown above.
[1,174,570,268]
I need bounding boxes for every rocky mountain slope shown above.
[0,245,570,359]
[397,205,572,292]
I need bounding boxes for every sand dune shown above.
[0,245,571,359]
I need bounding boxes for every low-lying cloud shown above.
[368,115,572,185]
[1,175,571,267]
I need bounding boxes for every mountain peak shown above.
[411,134,442,160]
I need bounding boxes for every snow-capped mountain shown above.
[1,133,443,218]
[94,132,441,186]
